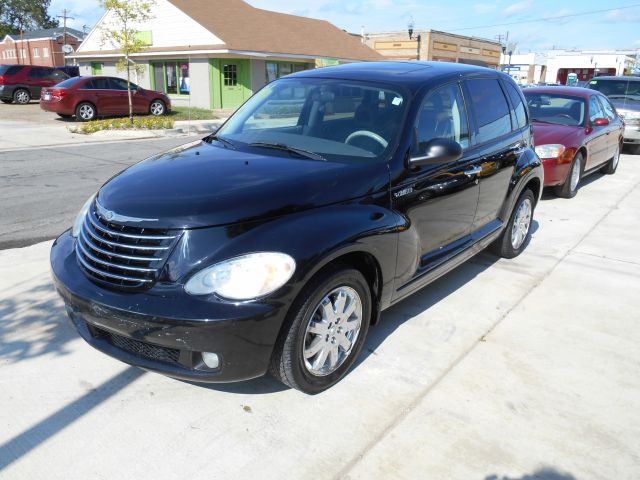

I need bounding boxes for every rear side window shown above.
[415,83,470,151]
[0,65,24,76]
[466,78,512,143]
[55,77,84,88]
[85,78,111,89]
[27,67,48,78]
[109,78,138,90]
[505,82,527,129]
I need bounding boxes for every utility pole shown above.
[57,9,75,66]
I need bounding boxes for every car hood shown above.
[532,122,582,147]
[96,140,390,229]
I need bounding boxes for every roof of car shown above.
[590,76,640,81]
[523,86,599,98]
[289,61,509,92]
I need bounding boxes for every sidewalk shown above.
[0,156,639,479]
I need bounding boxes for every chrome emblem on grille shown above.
[96,199,159,223]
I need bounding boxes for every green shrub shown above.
[72,116,175,134]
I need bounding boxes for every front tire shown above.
[75,102,96,122]
[554,152,583,199]
[490,189,535,259]
[13,89,31,104]
[270,267,372,394]
[149,99,166,116]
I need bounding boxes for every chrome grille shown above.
[76,204,180,290]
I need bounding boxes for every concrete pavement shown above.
[0,155,639,479]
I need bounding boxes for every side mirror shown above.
[592,117,609,127]
[409,138,463,168]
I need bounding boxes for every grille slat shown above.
[94,327,180,364]
[76,204,180,290]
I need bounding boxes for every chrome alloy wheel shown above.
[15,90,30,104]
[612,145,620,169]
[511,198,532,250]
[570,158,581,192]
[303,286,363,376]
[78,104,94,121]
[150,101,164,116]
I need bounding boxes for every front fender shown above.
[166,196,403,309]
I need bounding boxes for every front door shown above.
[586,95,610,169]
[220,60,248,109]
[392,82,480,296]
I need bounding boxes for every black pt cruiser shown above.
[51,62,543,393]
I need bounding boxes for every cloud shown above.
[504,0,532,17]
[474,3,497,14]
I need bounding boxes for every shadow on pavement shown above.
[0,275,77,363]
[485,467,577,480]
[0,367,144,471]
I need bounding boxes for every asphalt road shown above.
[0,137,197,250]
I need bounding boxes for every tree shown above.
[0,0,58,37]
[99,0,154,124]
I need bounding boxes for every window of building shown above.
[33,47,39,57]
[152,61,190,95]
[265,62,308,83]
[223,64,237,86]
[415,83,470,152]
[43,47,49,57]
[466,78,512,143]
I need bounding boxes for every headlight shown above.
[71,194,95,237]
[534,144,565,159]
[184,252,296,300]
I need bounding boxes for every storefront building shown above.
[0,28,84,67]
[500,53,547,85]
[545,50,638,85]
[70,0,382,110]
[364,30,502,68]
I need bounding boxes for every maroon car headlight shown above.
[534,144,565,160]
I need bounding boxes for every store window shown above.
[152,61,190,95]
[33,47,39,57]
[43,47,49,57]
[265,62,308,83]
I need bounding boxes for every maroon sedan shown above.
[524,87,624,198]
[40,76,171,121]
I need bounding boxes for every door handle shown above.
[464,166,482,176]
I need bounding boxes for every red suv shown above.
[0,64,69,104]
[40,76,171,121]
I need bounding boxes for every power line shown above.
[444,3,640,32]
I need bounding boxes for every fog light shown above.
[202,352,220,369]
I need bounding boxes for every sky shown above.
[47,0,640,53]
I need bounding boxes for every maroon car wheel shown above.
[554,152,583,199]
[149,100,165,116]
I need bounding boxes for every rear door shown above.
[463,77,524,232]
[84,78,114,114]
[586,95,609,169]
[26,67,47,97]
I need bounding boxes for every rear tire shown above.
[554,152,583,199]
[75,102,96,122]
[149,99,166,116]
[13,89,30,104]
[601,144,620,174]
[490,189,535,259]
[1,98,12,104]
[269,267,371,394]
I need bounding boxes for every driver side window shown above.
[415,83,469,154]
[589,96,605,123]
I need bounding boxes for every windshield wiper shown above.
[248,142,326,161]
[205,134,237,150]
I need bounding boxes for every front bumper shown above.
[541,157,571,187]
[51,231,286,383]
[623,124,640,144]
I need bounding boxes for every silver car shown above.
[587,76,640,154]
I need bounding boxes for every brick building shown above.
[0,28,84,67]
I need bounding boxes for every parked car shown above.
[525,87,623,198]
[0,64,68,104]
[51,62,543,393]
[586,76,640,154]
[40,76,171,121]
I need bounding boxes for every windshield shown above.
[524,93,586,126]
[588,79,640,101]
[215,78,409,162]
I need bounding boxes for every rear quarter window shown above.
[54,77,85,88]
[0,65,24,76]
